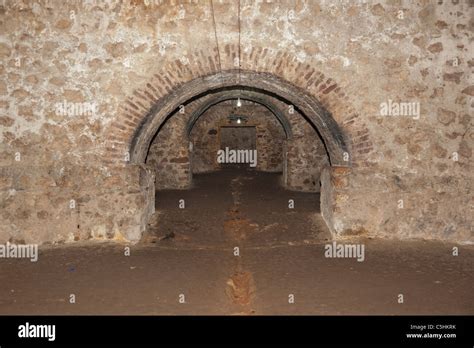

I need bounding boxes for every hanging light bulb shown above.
[237,118,242,124]
[236,97,242,107]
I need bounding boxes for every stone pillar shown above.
[320,165,356,238]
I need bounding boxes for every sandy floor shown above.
[0,169,473,315]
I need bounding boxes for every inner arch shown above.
[185,89,293,139]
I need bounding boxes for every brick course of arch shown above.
[105,45,371,169]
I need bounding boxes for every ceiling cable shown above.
[238,0,241,85]
[237,0,242,107]
[210,0,224,86]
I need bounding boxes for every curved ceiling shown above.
[185,89,293,139]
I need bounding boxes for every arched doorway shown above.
[105,69,353,242]
[128,70,349,166]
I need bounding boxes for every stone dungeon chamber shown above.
[0,0,473,317]
[0,1,472,247]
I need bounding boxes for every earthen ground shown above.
[0,169,472,315]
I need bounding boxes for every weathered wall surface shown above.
[146,112,191,190]
[0,163,154,244]
[190,101,286,173]
[0,0,472,244]
[285,108,329,192]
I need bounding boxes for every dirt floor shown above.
[0,168,473,315]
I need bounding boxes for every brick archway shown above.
[105,45,374,170]
[124,70,350,166]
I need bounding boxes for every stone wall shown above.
[0,163,154,244]
[146,113,191,190]
[1,0,472,244]
[321,165,473,242]
[285,108,329,192]
[190,101,286,173]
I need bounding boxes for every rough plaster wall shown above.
[285,107,329,192]
[0,163,155,244]
[190,101,286,173]
[146,112,191,190]
[220,126,256,149]
[0,0,472,243]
